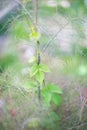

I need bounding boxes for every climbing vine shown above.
[15,0,62,106]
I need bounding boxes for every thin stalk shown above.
[33,0,41,102]
[37,41,41,65]
[37,85,41,103]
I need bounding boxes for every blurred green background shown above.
[0,0,87,130]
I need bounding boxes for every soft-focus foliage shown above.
[0,0,87,130]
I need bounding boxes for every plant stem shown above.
[37,40,40,65]
[33,0,38,30]
[38,85,41,103]
[33,0,42,102]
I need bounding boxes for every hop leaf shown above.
[30,63,38,77]
[35,70,44,84]
[29,27,41,40]
[43,84,63,94]
[42,84,62,106]
[39,64,50,73]
[51,93,62,106]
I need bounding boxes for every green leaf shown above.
[42,84,62,106]
[40,64,50,73]
[29,31,41,40]
[45,84,63,94]
[30,63,38,77]
[49,112,60,121]
[51,93,62,106]
[24,81,37,89]
[35,70,44,83]
[42,91,51,105]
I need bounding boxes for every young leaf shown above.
[30,63,38,77]
[42,85,51,94]
[42,91,51,105]
[24,81,37,89]
[35,70,44,83]
[29,31,40,40]
[51,93,62,106]
[40,64,50,73]
[46,84,63,94]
